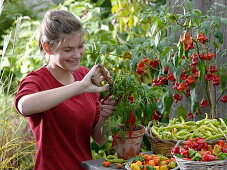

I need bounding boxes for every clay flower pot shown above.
[114,125,145,160]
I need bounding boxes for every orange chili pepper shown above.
[102,161,111,167]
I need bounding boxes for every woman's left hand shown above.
[100,96,117,121]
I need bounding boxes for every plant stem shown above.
[208,81,216,118]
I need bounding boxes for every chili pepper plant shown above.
[132,2,227,120]
[105,71,156,139]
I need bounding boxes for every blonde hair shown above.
[38,9,83,54]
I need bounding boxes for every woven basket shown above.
[173,140,227,170]
[145,121,227,157]
[145,121,180,157]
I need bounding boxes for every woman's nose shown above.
[72,49,81,58]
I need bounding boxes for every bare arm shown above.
[18,65,108,116]
[91,98,116,145]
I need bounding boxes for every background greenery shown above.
[0,0,226,169]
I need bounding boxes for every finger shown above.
[96,84,109,92]
[101,104,117,111]
[91,75,101,87]
[102,108,115,115]
[102,100,117,105]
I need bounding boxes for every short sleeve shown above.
[14,75,41,115]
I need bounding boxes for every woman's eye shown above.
[63,49,71,52]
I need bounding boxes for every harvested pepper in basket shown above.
[172,137,227,162]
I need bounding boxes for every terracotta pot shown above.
[114,124,145,160]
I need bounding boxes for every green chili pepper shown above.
[218,152,227,160]
[191,152,202,161]
[176,130,189,136]
[168,161,177,168]
[151,126,162,139]
[219,118,227,130]
[188,149,197,158]
[206,134,224,141]
[218,127,227,139]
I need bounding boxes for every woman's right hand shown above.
[81,65,110,93]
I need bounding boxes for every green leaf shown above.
[215,30,223,44]
[193,9,202,16]
[184,0,193,11]
[220,18,227,25]
[190,88,199,113]
[162,47,170,56]
[220,74,227,91]
[100,45,108,54]
[177,105,187,120]
[197,62,206,81]
[150,22,157,37]
[116,46,122,55]
[155,31,161,47]
[212,42,219,49]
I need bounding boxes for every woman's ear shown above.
[43,42,53,55]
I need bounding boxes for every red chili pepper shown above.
[222,148,227,153]
[197,33,208,44]
[201,153,217,161]
[208,65,218,73]
[149,59,159,69]
[167,73,176,82]
[220,95,227,103]
[127,110,136,138]
[200,99,209,108]
[180,148,189,158]
[128,96,134,103]
[101,93,112,105]
[187,112,194,119]
[216,140,227,149]
[152,110,162,121]
[173,93,183,103]
[112,133,117,147]
[171,146,181,155]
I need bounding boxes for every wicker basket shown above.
[145,121,227,158]
[173,140,227,170]
[145,121,180,157]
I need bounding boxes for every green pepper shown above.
[191,152,202,161]
[212,144,222,156]
[219,118,227,130]
[218,152,227,160]
[188,149,197,158]
[151,126,162,139]
[147,165,156,170]
[218,127,227,139]
[206,134,224,141]
[168,161,177,168]
[176,130,189,136]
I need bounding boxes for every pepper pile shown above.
[151,114,227,141]
[129,153,177,170]
[102,155,127,169]
[171,137,227,161]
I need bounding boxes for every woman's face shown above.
[50,32,85,72]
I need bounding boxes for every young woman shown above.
[14,9,116,170]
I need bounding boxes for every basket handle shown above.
[174,140,184,148]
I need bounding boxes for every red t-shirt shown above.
[14,66,100,170]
